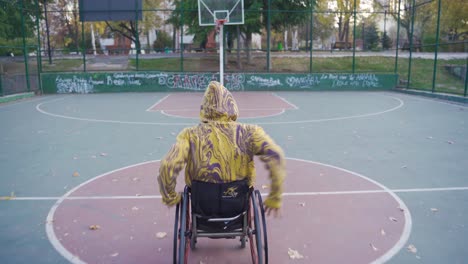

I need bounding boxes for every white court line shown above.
[145,94,171,112]
[271,92,299,109]
[41,157,411,264]
[257,96,404,125]
[392,91,468,108]
[159,107,289,112]
[36,98,194,126]
[6,186,468,201]
[160,108,286,120]
[36,95,404,125]
[0,96,51,109]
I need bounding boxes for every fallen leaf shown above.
[407,244,417,253]
[430,208,438,212]
[110,252,119,257]
[261,185,269,189]
[400,165,407,169]
[287,248,304,259]
[370,243,379,251]
[380,229,386,236]
[446,140,454,144]
[298,202,306,207]
[156,232,167,239]
[132,206,139,211]
[389,217,398,222]
[72,172,80,177]
[89,225,100,230]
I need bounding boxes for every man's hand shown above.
[264,206,281,218]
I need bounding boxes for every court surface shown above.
[1,91,467,264]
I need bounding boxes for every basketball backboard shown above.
[198,0,244,26]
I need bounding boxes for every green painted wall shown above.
[41,72,398,94]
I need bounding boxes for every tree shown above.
[312,0,335,48]
[438,0,467,41]
[105,0,163,54]
[362,21,380,50]
[0,0,36,40]
[373,0,432,47]
[266,0,316,51]
[335,0,361,45]
[382,32,392,49]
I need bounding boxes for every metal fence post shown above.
[267,0,271,72]
[35,0,43,94]
[21,0,31,92]
[0,73,3,96]
[82,21,86,72]
[464,57,468,97]
[352,0,357,74]
[394,0,401,75]
[431,0,442,93]
[407,0,416,89]
[135,0,139,71]
[309,4,314,73]
[180,0,184,73]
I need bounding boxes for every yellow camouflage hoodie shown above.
[158,81,285,209]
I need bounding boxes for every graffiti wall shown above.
[42,72,398,94]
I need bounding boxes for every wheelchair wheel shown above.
[173,188,191,264]
[254,190,268,264]
[249,192,264,264]
[172,202,180,264]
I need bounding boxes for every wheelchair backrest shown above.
[190,179,250,218]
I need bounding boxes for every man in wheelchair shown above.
[157,81,285,263]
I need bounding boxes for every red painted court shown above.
[47,159,409,264]
[147,92,298,119]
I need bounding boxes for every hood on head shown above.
[200,81,238,122]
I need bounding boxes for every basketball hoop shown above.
[215,19,227,33]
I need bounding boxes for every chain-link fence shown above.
[1,0,466,96]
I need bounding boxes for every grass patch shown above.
[41,59,83,72]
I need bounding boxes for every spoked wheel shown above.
[254,190,268,264]
[248,192,264,264]
[173,188,191,264]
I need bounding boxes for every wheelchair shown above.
[173,179,268,264]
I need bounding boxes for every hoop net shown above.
[215,19,227,32]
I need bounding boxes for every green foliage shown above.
[153,30,172,51]
[0,0,37,40]
[362,23,380,50]
[382,32,392,50]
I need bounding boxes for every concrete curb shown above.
[0,92,35,104]
[393,88,467,104]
